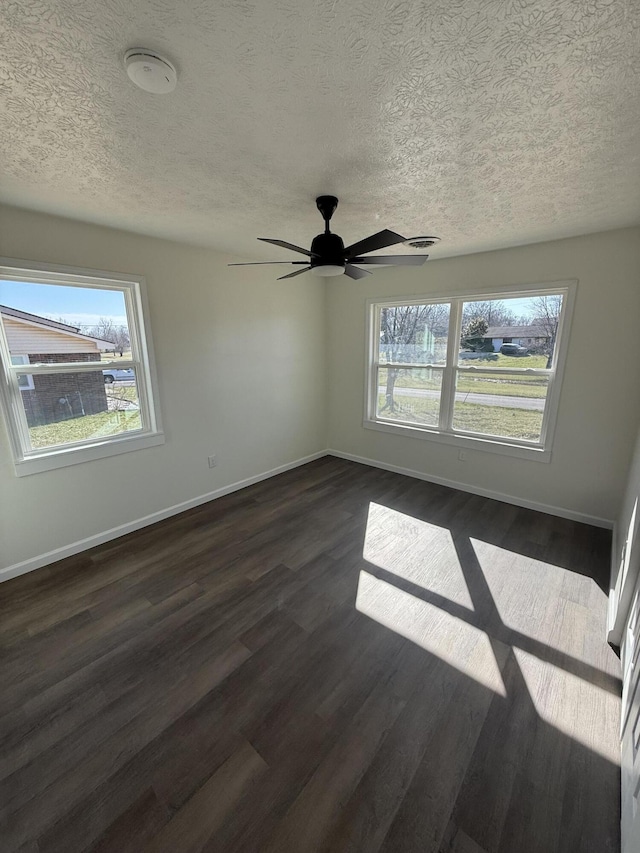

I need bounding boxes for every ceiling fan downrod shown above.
[311,196,345,274]
[316,195,339,234]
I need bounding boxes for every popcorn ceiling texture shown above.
[1,0,639,259]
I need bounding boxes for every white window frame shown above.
[364,280,577,462]
[0,259,164,476]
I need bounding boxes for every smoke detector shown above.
[403,236,441,249]
[124,49,177,94]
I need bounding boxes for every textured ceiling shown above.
[1,0,640,260]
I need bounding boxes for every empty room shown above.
[1,1,640,852]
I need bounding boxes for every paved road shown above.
[380,386,544,411]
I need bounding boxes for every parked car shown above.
[499,343,528,356]
[103,368,134,383]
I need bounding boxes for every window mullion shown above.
[439,299,461,430]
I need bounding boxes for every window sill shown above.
[13,431,165,476]
[363,418,551,462]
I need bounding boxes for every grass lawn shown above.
[452,403,542,440]
[491,354,548,369]
[456,376,548,398]
[29,410,141,449]
[377,394,542,441]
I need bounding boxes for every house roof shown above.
[1,1,639,260]
[1,305,81,333]
[485,325,549,339]
[1,305,115,348]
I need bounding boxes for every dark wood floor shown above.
[0,456,621,852]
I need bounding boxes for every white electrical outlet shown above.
[208,455,217,468]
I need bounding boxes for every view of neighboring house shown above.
[484,324,550,352]
[1,305,114,427]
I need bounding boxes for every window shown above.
[0,260,163,476]
[365,282,575,460]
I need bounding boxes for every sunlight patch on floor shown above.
[356,570,506,696]
[514,646,621,765]
[470,537,606,664]
[363,502,474,610]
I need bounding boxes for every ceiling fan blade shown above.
[349,254,429,266]
[258,238,316,257]
[228,261,310,266]
[344,229,406,258]
[277,267,311,280]
[344,264,373,280]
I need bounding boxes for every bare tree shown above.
[462,300,516,329]
[90,317,130,357]
[531,295,563,368]
[379,303,448,413]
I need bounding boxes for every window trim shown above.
[0,258,164,476]
[363,280,577,462]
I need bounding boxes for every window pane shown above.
[18,370,141,450]
[10,355,33,390]
[0,280,131,363]
[379,303,450,365]
[453,372,548,441]
[377,367,442,426]
[460,294,563,368]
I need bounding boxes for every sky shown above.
[0,281,128,330]
[0,279,543,331]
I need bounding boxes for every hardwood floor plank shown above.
[0,458,620,853]
[0,580,205,716]
[380,638,511,853]
[87,788,170,853]
[260,652,414,853]
[441,824,490,853]
[322,648,475,852]
[2,640,252,851]
[142,740,267,853]
[0,681,108,783]
[199,703,341,853]
[447,650,541,853]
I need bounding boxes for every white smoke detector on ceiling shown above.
[124,49,177,94]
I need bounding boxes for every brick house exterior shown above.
[22,352,107,427]
[2,306,114,427]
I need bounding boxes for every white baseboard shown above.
[327,449,614,530]
[2,446,613,585]
[0,451,328,584]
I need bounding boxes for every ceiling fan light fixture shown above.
[310,264,345,277]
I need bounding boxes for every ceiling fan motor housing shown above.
[310,232,345,270]
[229,195,431,280]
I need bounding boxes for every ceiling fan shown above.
[229,196,434,280]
